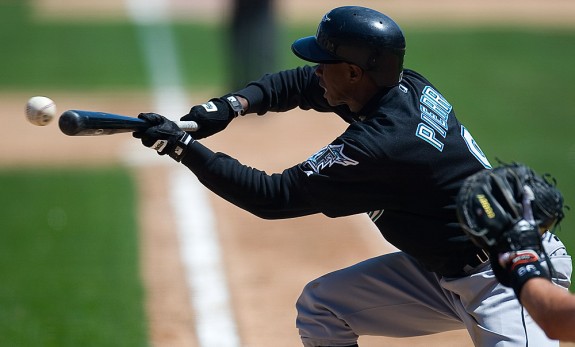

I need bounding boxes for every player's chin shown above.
[324,94,344,108]
[322,91,336,106]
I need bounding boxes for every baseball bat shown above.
[58,110,198,136]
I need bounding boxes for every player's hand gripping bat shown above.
[58,110,198,136]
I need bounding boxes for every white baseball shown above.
[26,96,56,126]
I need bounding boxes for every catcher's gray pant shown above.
[296,232,571,347]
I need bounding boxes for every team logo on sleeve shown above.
[302,144,358,175]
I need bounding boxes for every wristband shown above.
[507,250,548,301]
[223,94,245,117]
[169,133,194,162]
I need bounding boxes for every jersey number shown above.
[460,126,491,169]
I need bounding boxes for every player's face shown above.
[315,63,355,107]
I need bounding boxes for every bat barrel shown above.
[59,110,148,136]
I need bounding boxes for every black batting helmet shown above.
[291,6,406,87]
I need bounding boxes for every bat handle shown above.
[175,120,199,132]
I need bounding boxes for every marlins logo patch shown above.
[302,144,358,175]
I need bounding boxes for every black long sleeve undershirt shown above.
[181,141,319,219]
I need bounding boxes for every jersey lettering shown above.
[420,105,447,137]
[416,123,444,151]
[421,86,452,119]
[416,86,452,151]
[460,126,492,169]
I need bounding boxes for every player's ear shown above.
[348,64,364,83]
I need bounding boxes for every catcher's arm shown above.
[521,278,575,341]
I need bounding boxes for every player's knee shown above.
[296,274,340,325]
[298,272,340,301]
[297,278,323,313]
[296,272,360,346]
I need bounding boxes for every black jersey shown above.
[181,65,492,276]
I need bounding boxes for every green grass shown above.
[0,3,146,90]
[0,168,147,347]
[0,2,227,91]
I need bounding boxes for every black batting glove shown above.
[133,113,194,162]
[180,94,244,139]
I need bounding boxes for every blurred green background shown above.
[1,1,574,346]
[0,168,145,346]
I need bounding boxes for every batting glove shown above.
[180,94,244,139]
[133,113,194,162]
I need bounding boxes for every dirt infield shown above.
[9,1,575,346]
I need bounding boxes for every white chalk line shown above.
[123,1,241,346]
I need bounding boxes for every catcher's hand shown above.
[456,163,564,293]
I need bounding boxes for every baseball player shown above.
[134,6,572,347]
[457,163,575,342]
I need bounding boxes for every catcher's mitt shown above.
[456,163,564,255]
